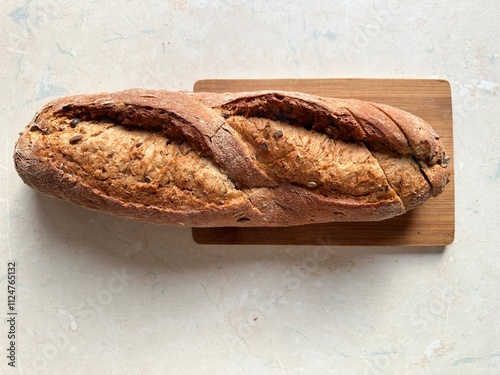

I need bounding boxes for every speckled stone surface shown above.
[1,1,499,374]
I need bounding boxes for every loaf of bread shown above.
[14,89,450,227]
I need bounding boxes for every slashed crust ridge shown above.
[14,89,450,227]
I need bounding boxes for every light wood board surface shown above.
[192,79,455,246]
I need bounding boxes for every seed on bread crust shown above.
[69,135,83,144]
[70,118,80,128]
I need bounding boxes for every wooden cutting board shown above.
[192,79,455,246]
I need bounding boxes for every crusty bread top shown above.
[14,89,450,227]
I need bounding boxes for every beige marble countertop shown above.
[1,1,499,374]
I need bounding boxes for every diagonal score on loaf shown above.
[331,102,430,211]
[367,102,450,196]
[217,92,366,142]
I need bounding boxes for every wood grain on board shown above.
[192,79,455,246]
